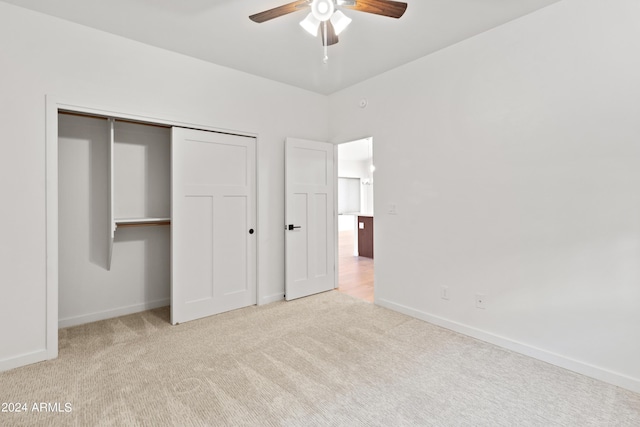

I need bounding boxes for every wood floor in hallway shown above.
[337,230,374,302]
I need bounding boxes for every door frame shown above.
[45,96,260,362]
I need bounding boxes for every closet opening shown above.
[58,111,172,328]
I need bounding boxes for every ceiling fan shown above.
[250,0,408,48]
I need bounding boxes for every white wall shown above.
[338,158,364,234]
[0,2,328,369]
[329,0,640,392]
[338,139,375,216]
[338,159,368,180]
[338,157,374,217]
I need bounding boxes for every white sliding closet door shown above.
[171,128,256,324]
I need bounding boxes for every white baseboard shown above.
[376,298,640,394]
[260,292,284,305]
[58,298,170,329]
[0,349,49,373]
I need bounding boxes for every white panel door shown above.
[172,128,256,324]
[285,138,335,301]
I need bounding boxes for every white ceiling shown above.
[3,0,560,94]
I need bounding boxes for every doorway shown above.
[336,137,375,302]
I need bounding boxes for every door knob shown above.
[287,224,302,231]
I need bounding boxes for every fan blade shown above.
[249,1,310,23]
[343,0,407,19]
[321,21,339,46]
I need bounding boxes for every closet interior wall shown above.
[58,113,171,328]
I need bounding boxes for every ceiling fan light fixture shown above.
[311,0,335,22]
[330,10,351,35]
[300,13,321,36]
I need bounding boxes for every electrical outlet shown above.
[440,285,449,300]
[387,203,398,215]
[475,294,486,309]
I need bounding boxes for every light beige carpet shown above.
[1,291,639,426]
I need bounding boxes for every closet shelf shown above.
[115,217,171,228]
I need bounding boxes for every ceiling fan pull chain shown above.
[323,21,328,63]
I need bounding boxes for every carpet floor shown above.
[1,291,639,426]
